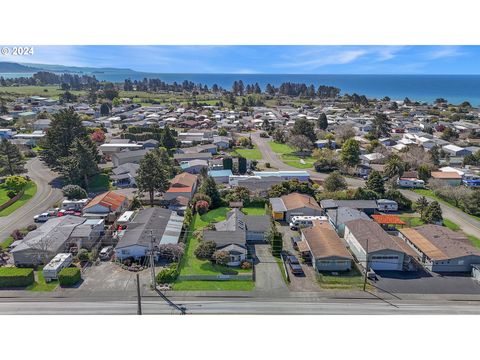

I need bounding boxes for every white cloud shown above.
[426,46,466,60]
[276,48,367,70]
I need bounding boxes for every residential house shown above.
[301,220,353,272]
[10,216,102,267]
[33,119,51,131]
[344,219,414,271]
[180,159,209,174]
[442,144,471,158]
[167,196,189,216]
[173,152,212,164]
[164,172,198,201]
[252,170,310,182]
[110,163,140,187]
[111,149,150,167]
[430,171,463,186]
[326,207,371,237]
[320,199,378,215]
[83,191,129,221]
[208,169,233,184]
[399,225,480,273]
[115,208,184,261]
[269,192,322,222]
[213,136,232,149]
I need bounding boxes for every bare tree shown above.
[334,124,356,144]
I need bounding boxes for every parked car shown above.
[99,246,114,260]
[286,255,304,275]
[34,212,51,223]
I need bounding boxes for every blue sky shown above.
[3,45,480,74]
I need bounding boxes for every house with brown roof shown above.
[301,220,353,272]
[344,219,413,271]
[430,171,462,186]
[164,172,198,201]
[399,225,480,272]
[82,191,129,222]
[269,192,322,222]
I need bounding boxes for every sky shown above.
[2,45,480,74]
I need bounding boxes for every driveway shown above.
[401,189,480,240]
[373,269,480,295]
[253,244,288,293]
[245,131,365,188]
[277,224,321,292]
[0,157,63,240]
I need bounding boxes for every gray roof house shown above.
[115,207,184,261]
[10,216,95,266]
[110,163,140,187]
[111,148,150,167]
[326,207,372,236]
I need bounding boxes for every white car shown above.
[34,212,51,223]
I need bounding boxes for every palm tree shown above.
[384,155,405,178]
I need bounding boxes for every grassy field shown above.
[400,215,461,231]
[0,235,14,249]
[234,146,263,160]
[26,268,59,292]
[468,235,480,248]
[241,207,266,215]
[0,181,37,217]
[178,208,253,276]
[0,85,85,99]
[268,141,315,169]
[316,267,368,290]
[172,280,255,291]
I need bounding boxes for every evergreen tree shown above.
[414,196,429,219]
[100,103,110,116]
[340,138,361,168]
[418,164,431,182]
[323,171,347,192]
[423,201,443,224]
[317,113,328,131]
[238,157,247,174]
[366,170,385,195]
[200,176,221,208]
[161,125,177,150]
[290,118,316,143]
[136,151,170,206]
[40,107,88,170]
[0,138,26,176]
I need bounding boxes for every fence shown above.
[0,190,24,212]
[177,273,253,281]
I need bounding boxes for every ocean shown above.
[2,72,480,106]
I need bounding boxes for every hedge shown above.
[58,267,81,287]
[0,268,34,288]
[156,263,178,284]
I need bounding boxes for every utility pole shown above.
[149,230,156,289]
[363,238,369,291]
[136,273,142,315]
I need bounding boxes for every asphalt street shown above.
[1,298,480,314]
[0,157,63,241]
[401,189,480,240]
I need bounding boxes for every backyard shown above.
[0,181,37,217]
[268,141,315,169]
[175,206,265,290]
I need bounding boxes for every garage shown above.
[370,255,401,271]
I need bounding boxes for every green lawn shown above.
[88,173,111,192]
[172,280,254,291]
[399,215,461,231]
[26,268,59,292]
[274,256,289,284]
[177,209,252,276]
[268,141,295,154]
[241,207,266,215]
[234,146,263,160]
[268,141,315,169]
[0,85,85,98]
[0,235,14,249]
[0,181,37,217]
[442,218,461,231]
[468,235,480,249]
[316,267,368,290]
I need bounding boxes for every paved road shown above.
[401,189,480,239]
[253,244,288,294]
[246,131,365,187]
[1,298,480,314]
[0,158,63,240]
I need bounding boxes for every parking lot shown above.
[373,269,480,295]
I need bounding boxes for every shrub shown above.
[194,240,217,260]
[265,162,271,168]
[6,190,17,199]
[212,250,230,266]
[58,267,81,287]
[77,249,89,262]
[0,268,35,288]
[156,264,178,284]
[195,200,210,215]
[26,224,37,232]
[241,261,252,270]
[23,150,37,158]
[11,229,24,241]
[62,184,88,200]
[4,176,28,193]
